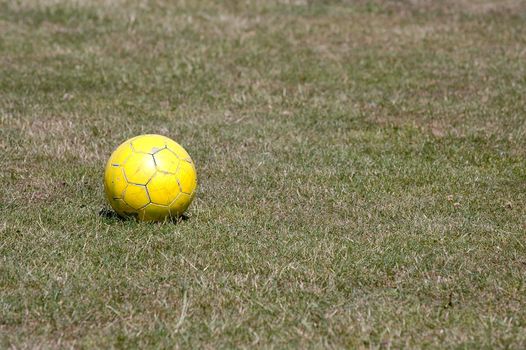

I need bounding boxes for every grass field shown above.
[1,0,526,348]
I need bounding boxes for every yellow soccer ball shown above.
[104,134,197,221]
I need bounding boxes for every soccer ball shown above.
[104,134,197,221]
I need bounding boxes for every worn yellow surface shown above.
[104,134,197,221]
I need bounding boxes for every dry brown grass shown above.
[1,0,525,348]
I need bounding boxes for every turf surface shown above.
[1,0,525,348]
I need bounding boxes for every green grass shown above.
[1,0,525,348]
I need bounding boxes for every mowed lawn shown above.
[1,0,525,348]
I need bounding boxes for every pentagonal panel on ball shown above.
[153,148,180,174]
[108,142,133,166]
[123,152,156,185]
[146,171,181,206]
[131,134,168,154]
[139,203,171,222]
[123,184,150,210]
[175,160,197,195]
[165,139,192,162]
[104,165,127,199]
[169,192,192,217]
